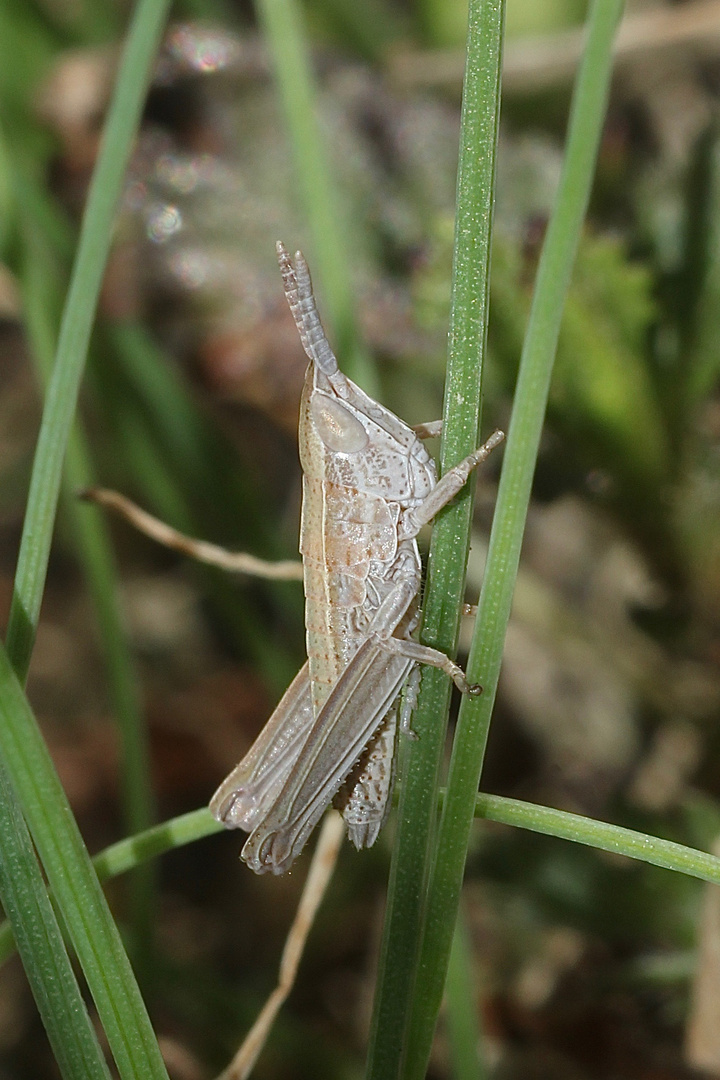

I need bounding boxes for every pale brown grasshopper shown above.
[209,244,502,873]
[88,244,503,875]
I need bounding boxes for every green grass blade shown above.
[92,808,222,879]
[365,4,505,1079]
[0,763,112,1080]
[2,792,720,971]
[686,129,720,408]
[255,0,376,391]
[6,0,172,682]
[83,795,720,895]
[473,793,720,884]
[0,1,172,1067]
[404,5,625,1075]
[0,642,169,1078]
[446,906,487,1080]
[0,114,13,254]
[19,212,156,958]
[0,808,222,967]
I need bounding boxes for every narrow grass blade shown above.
[685,129,720,408]
[446,906,487,1080]
[2,793,720,970]
[6,0,172,682]
[0,3,170,1071]
[0,808,222,967]
[473,792,720,885]
[365,4,505,1078]
[19,212,156,961]
[254,0,376,391]
[405,5,626,1075]
[0,762,112,1080]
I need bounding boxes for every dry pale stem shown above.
[81,488,304,579]
[216,810,345,1080]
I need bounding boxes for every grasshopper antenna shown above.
[276,242,347,392]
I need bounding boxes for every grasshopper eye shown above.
[311,396,369,453]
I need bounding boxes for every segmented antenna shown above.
[276,241,340,378]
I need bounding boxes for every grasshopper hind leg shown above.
[337,664,421,848]
[333,664,420,850]
[334,706,399,850]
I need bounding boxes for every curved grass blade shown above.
[19,210,156,963]
[0,0,172,1074]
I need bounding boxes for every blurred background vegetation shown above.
[1,0,720,1077]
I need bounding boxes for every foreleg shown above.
[401,429,504,538]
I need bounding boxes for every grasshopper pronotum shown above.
[88,243,503,875]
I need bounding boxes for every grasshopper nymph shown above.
[209,243,503,874]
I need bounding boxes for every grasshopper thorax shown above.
[299,364,437,506]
